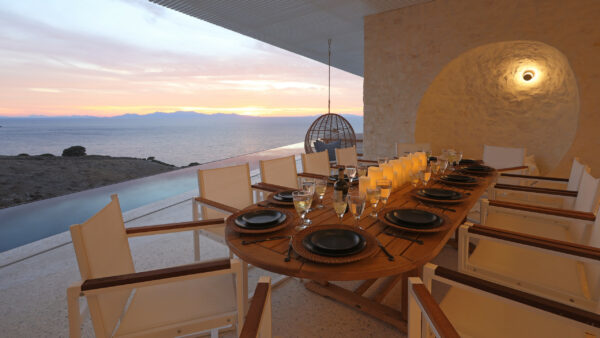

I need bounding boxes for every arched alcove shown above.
[414,41,579,174]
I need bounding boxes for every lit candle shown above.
[368,166,383,188]
[382,163,394,182]
[358,176,370,198]
[389,159,402,189]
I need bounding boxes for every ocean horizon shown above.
[0,113,363,167]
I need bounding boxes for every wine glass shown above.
[431,160,440,176]
[439,159,448,174]
[293,190,312,230]
[347,192,366,229]
[333,191,348,224]
[357,164,368,178]
[378,157,389,165]
[314,179,327,209]
[301,179,315,212]
[376,179,392,206]
[346,166,357,182]
[409,171,421,188]
[421,167,432,187]
[366,187,381,218]
[457,150,464,165]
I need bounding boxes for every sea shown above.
[0,113,363,252]
[0,113,363,166]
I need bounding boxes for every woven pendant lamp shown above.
[304,39,356,154]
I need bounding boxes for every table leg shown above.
[305,280,407,332]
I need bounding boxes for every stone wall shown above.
[363,0,600,175]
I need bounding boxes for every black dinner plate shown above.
[417,188,462,200]
[441,174,477,183]
[302,229,366,257]
[234,210,286,229]
[385,209,444,229]
[465,165,494,172]
[459,159,477,165]
[273,190,295,202]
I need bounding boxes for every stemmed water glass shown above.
[293,190,313,230]
[314,179,327,209]
[347,192,366,229]
[378,157,389,166]
[376,179,392,207]
[409,171,421,188]
[366,187,381,218]
[333,191,348,223]
[301,179,316,212]
[346,166,357,182]
[420,167,432,187]
[357,164,368,178]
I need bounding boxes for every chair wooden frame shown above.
[68,195,246,338]
[408,264,600,338]
[240,276,272,338]
[457,221,600,312]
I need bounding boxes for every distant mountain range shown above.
[3,111,363,122]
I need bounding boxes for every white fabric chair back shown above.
[482,144,526,169]
[198,163,253,219]
[260,155,299,189]
[573,168,600,212]
[301,151,330,177]
[69,195,135,337]
[396,143,431,156]
[567,158,586,191]
[335,146,358,168]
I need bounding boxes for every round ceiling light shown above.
[522,70,535,81]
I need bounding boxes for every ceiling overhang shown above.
[150,0,432,76]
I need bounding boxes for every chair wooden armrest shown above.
[125,218,225,237]
[488,199,596,221]
[409,280,459,338]
[358,159,378,164]
[330,164,343,169]
[495,165,529,173]
[493,183,578,197]
[468,224,600,260]
[240,276,272,338]
[500,173,569,182]
[195,196,240,214]
[251,182,297,193]
[297,172,329,180]
[433,265,600,327]
[81,258,232,293]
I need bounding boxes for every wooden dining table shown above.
[226,171,496,332]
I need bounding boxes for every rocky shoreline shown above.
[0,154,179,209]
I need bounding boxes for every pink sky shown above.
[0,0,363,117]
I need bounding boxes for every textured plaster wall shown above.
[363,0,600,175]
[415,41,579,174]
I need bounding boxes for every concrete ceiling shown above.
[150,0,432,76]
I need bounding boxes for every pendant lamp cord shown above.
[328,38,331,114]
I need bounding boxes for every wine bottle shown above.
[333,166,349,202]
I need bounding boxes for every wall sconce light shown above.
[522,70,535,81]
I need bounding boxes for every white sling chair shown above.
[481,169,600,242]
[259,155,299,189]
[68,195,245,338]
[492,158,588,209]
[193,163,254,260]
[240,276,272,338]
[408,263,600,338]
[396,142,431,157]
[300,151,331,177]
[457,219,600,314]
[335,146,378,168]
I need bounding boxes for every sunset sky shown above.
[0,0,363,117]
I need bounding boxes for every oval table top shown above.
[225,172,495,281]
